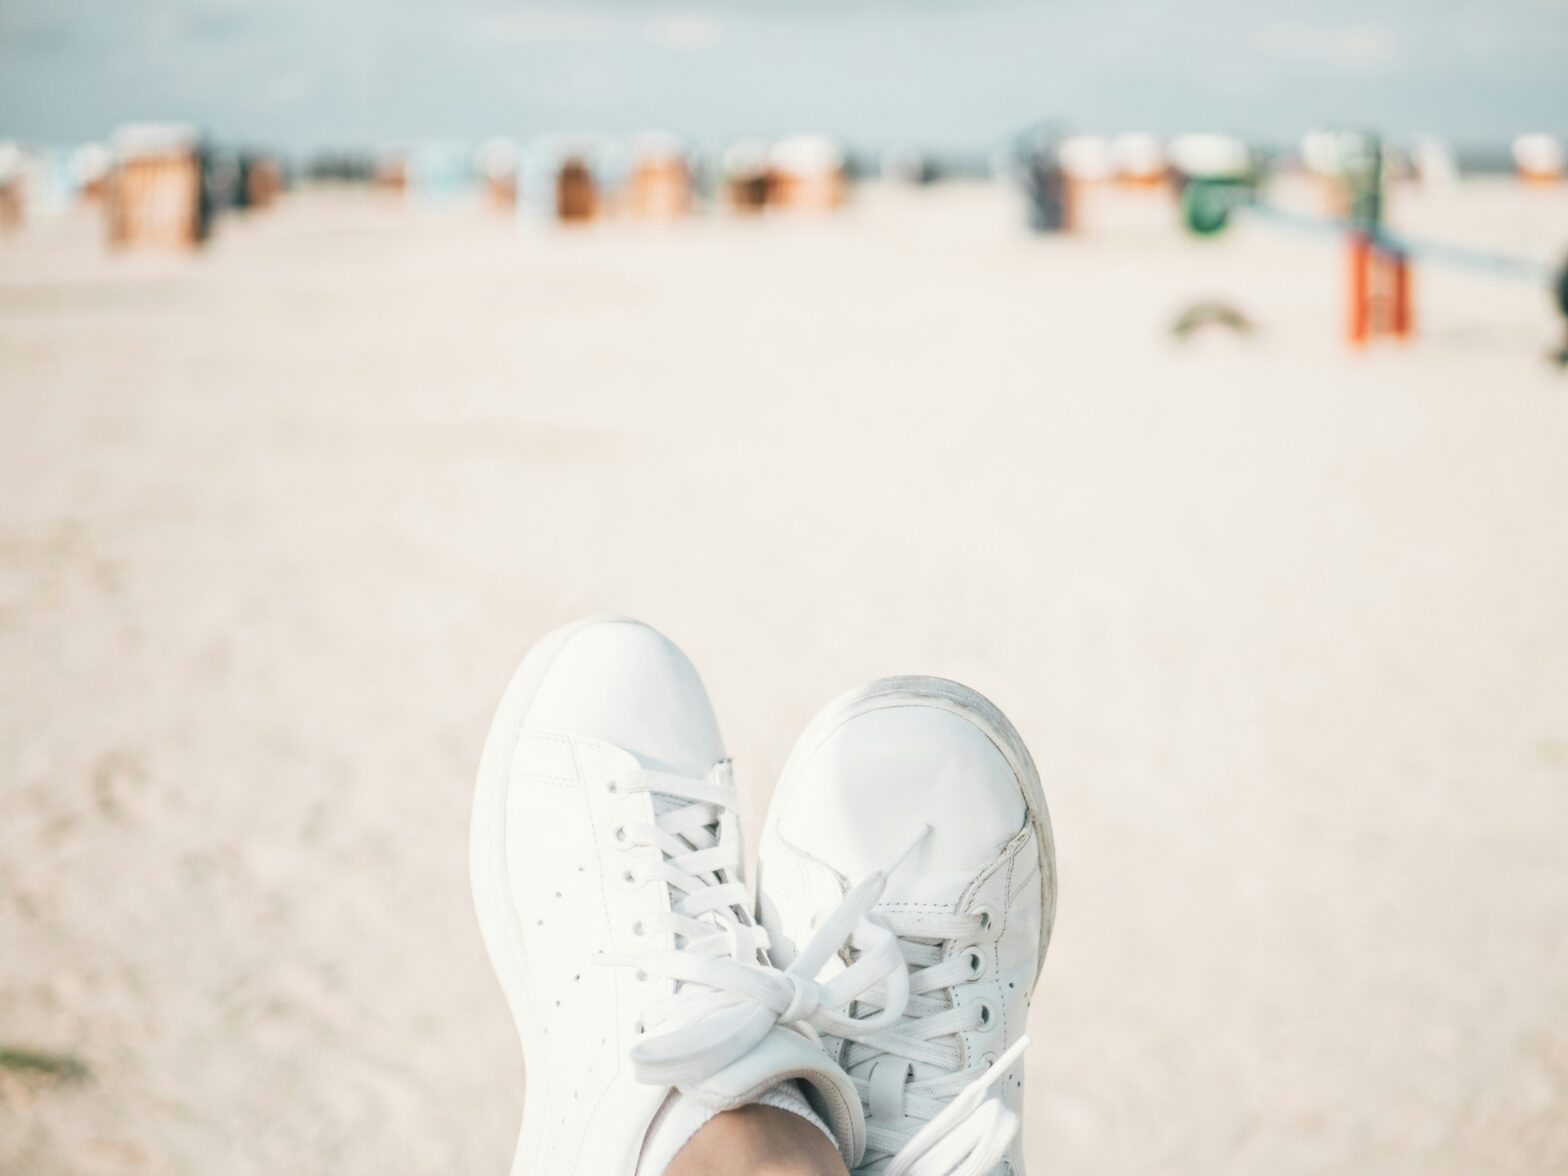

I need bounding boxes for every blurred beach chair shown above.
[476,138,520,215]
[1513,134,1565,186]
[107,123,209,250]
[373,148,409,196]
[555,157,597,223]
[719,142,770,213]
[1111,132,1169,189]
[766,135,848,212]
[627,135,692,222]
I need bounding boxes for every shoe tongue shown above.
[646,757,730,832]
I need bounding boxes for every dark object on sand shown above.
[1180,177,1246,236]
[1024,157,1071,233]
[1553,256,1568,368]
[1340,131,1385,236]
[1016,124,1071,233]
[1170,301,1258,340]
[556,158,597,223]
[0,1045,90,1083]
[730,172,770,211]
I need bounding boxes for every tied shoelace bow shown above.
[841,909,1033,1176]
[593,764,917,1093]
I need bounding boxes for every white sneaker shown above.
[470,618,913,1174]
[757,677,1057,1176]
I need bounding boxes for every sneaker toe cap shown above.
[777,702,1026,884]
[523,617,724,776]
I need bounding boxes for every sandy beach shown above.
[2,179,1567,1174]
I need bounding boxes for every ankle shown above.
[666,1105,849,1176]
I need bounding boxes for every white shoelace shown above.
[842,909,1030,1176]
[594,764,915,1094]
[877,1037,1028,1176]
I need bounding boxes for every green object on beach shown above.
[1170,300,1257,339]
[1339,130,1384,234]
[1181,178,1244,237]
[0,1045,90,1082]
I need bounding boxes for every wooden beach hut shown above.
[627,136,691,221]
[1058,136,1115,186]
[1168,133,1250,185]
[555,155,597,223]
[242,154,284,210]
[515,137,613,225]
[0,142,73,228]
[107,123,208,250]
[719,142,771,212]
[373,148,409,196]
[1299,129,1387,218]
[71,143,113,205]
[0,143,25,231]
[1111,132,1168,188]
[476,138,520,214]
[766,135,848,211]
[1513,134,1565,185]
[1169,134,1253,236]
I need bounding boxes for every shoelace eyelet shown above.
[967,948,985,976]
[973,906,995,935]
[620,868,640,888]
[612,824,629,845]
[977,1000,994,1027]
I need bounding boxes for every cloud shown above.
[478,10,626,45]
[646,13,721,51]
[262,70,318,108]
[570,63,616,97]
[181,8,251,43]
[472,7,720,51]
[1249,20,1398,70]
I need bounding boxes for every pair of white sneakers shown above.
[470,618,1056,1175]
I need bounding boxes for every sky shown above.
[2,0,1566,153]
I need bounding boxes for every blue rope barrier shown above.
[1235,194,1558,287]
[1238,199,1353,241]
[1371,229,1556,284]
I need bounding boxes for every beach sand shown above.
[2,179,1567,1174]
